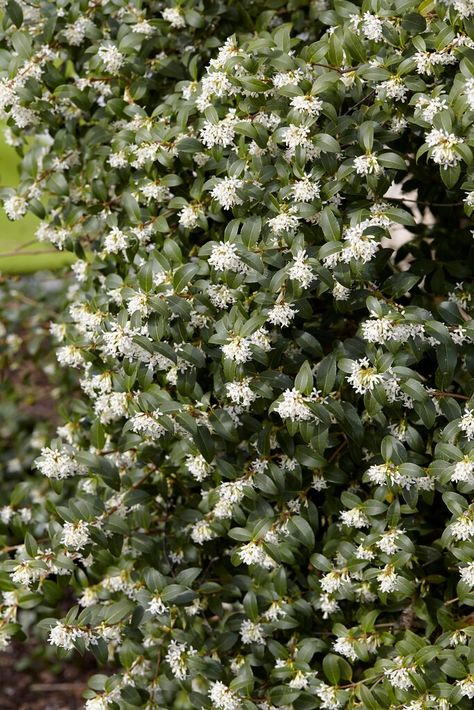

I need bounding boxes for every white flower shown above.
[103,226,128,254]
[63,18,94,45]
[376,76,408,102]
[222,336,252,363]
[384,657,415,690]
[61,520,90,550]
[340,508,369,529]
[361,12,384,41]
[415,96,448,122]
[333,282,351,300]
[226,379,256,407]
[97,44,125,74]
[333,636,358,662]
[282,124,310,150]
[190,519,216,544]
[460,408,474,440]
[56,345,84,368]
[238,541,276,569]
[35,447,84,480]
[316,682,342,709]
[320,569,350,593]
[211,177,244,210]
[108,150,128,168]
[451,457,474,484]
[291,178,320,203]
[268,208,300,235]
[290,95,323,116]
[451,511,474,541]
[288,249,315,288]
[460,561,474,588]
[275,388,313,422]
[200,109,238,148]
[148,594,168,615]
[185,454,213,482]
[377,529,403,555]
[130,413,165,439]
[318,593,340,618]
[240,619,265,645]
[377,564,399,593]
[94,392,129,424]
[165,640,196,680]
[208,284,236,309]
[179,204,203,229]
[267,301,297,327]
[208,241,246,272]
[4,195,27,220]
[390,116,408,133]
[347,358,384,394]
[208,681,241,710]
[49,622,86,651]
[162,7,186,28]
[213,479,247,519]
[457,675,474,698]
[354,153,382,176]
[289,670,312,689]
[11,561,43,587]
[425,128,462,169]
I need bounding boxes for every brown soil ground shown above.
[0,643,93,709]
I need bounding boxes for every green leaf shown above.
[317,354,337,395]
[378,152,407,171]
[319,207,341,241]
[122,191,141,223]
[295,360,313,395]
[288,516,315,548]
[401,13,427,32]
[161,584,197,605]
[173,263,199,293]
[6,0,23,27]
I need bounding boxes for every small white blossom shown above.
[226,379,257,407]
[267,301,297,327]
[4,195,27,220]
[460,408,474,440]
[425,128,462,169]
[457,675,474,699]
[208,681,241,710]
[377,564,400,593]
[185,454,213,482]
[288,249,315,288]
[347,358,384,394]
[384,657,416,690]
[165,640,196,680]
[148,594,168,616]
[354,153,382,176]
[275,388,313,422]
[97,44,125,74]
[240,619,265,645]
[162,7,186,28]
[61,520,90,551]
[340,508,369,529]
[209,241,246,272]
[211,177,244,210]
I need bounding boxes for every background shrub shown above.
[2,0,474,708]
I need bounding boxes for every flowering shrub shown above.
[4,0,474,707]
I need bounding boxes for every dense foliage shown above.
[4,0,474,707]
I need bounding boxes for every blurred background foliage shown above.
[0,133,74,273]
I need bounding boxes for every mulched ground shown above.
[0,642,95,710]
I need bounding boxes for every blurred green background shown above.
[0,136,74,273]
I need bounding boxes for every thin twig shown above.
[30,683,86,692]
